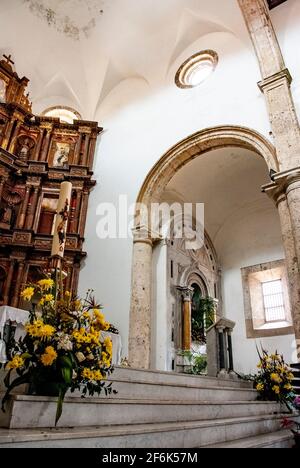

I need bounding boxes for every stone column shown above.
[238,0,300,170]
[128,227,153,369]
[227,331,234,373]
[3,260,15,305]
[177,286,193,351]
[264,178,300,361]
[17,186,31,229]
[25,187,39,230]
[11,261,25,307]
[217,327,226,373]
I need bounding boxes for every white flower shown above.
[56,333,73,351]
[76,352,86,363]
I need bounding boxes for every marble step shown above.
[291,363,300,370]
[85,367,256,402]
[204,430,295,449]
[0,414,289,448]
[109,367,253,389]
[0,394,282,429]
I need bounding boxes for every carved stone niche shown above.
[0,184,23,230]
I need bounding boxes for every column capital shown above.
[177,286,194,302]
[132,225,161,246]
[262,166,300,202]
[258,68,292,92]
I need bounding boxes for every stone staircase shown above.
[0,367,296,448]
[291,363,300,395]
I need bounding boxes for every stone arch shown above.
[137,125,278,209]
[129,125,278,369]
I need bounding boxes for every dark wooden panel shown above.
[267,0,288,9]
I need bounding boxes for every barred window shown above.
[262,280,286,323]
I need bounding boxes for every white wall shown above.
[78,1,300,361]
[79,30,272,357]
[217,199,296,375]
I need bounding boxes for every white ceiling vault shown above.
[0,0,252,120]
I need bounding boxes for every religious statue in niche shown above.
[0,203,16,230]
[53,142,70,168]
[0,79,6,103]
[0,184,23,230]
[17,135,35,161]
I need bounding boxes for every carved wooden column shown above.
[78,189,89,238]
[74,190,82,232]
[87,135,97,168]
[129,227,153,369]
[8,120,22,154]
[0,176,6,201]
[33,129,44,161]
[177,286,193,351]
[40,125,52,162]
[74,131,83,165]
[25,186,39,230]
[11,261,25,307]
[2,260,15,304]
[82,130,91,166]
[2,119,15,150]
[17,186,31,229]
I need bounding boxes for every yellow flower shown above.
[287,372,294,381]
[271,373,282,384]
[284,384,293,391]
[44,294,54,303]
[272,385,280,395]
[257,362,262,369]
[39,324,56,340]
[93,370,103,381]
[101,351,112,368]
[21,287,35,301]
[256,383,264,392]
[103,337,113,355]
[38,279,54,290]
[65,291,71,297]
[40,346,57,366]
[25,320,44,338]
[6,355,24,370]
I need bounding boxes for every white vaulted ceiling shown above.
[0,0,251,120]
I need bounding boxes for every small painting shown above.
[52,142,70,167]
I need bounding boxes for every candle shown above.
[51,181,72,258]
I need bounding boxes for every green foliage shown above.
[179,350,207,375]
[192,295,216,343]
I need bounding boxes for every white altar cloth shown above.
[0,306,29,363]
[0,306,122,365]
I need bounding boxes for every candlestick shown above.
[51,181,72,260]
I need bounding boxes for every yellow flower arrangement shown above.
[2,280,115,426]
[255,348,295,406]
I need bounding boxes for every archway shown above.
[129,125,279,370]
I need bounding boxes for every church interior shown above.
[0,0,300,449]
